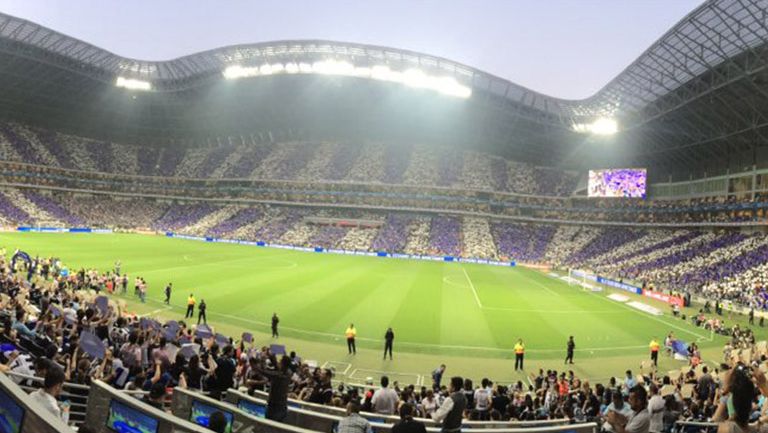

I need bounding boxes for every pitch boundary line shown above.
[461,266,483,308]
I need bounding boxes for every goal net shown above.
[567,268,602,292]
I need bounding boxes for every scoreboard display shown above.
[588,168,646,198]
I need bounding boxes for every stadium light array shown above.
[573,117,618,135]
[115,77,152,91]
[222,60,472,98]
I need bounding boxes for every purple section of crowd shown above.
[22,191,83,226]
[492,223,555,263]
[371,215,411,252]
[151,204,218,231]
[567,228,646,265]
[428,216,461,257]
[621,232,748,279]
[206,207,264,238]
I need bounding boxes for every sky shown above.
[0,0,702,100]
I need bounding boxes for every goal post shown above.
[568,268,596,291]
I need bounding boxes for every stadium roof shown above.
[0,0,767,179]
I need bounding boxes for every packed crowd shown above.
[0,122,579,196]
[2,188,768,306]
[1,249,768,433]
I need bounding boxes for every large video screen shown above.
[106,399,159,433]
[588,168,647,198]
[0,387,24,433]
[190,400,233,433]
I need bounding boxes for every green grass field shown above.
[0,232,758,383]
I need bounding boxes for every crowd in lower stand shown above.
[1,248,768,433]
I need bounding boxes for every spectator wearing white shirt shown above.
[372,376,399,415]
[647,384,664,433]
[29,367,69,424]
[473,378,492,420]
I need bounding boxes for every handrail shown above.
[231,389,579,430]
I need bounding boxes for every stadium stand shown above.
[2,1,768,431]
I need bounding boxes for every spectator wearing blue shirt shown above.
[623,370,636,394]
[12,310,36,339]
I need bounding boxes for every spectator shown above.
[432,377,466,432]
[142,381,167,410]
[606,384,650,433]
[647,384,664,433]
[393,403,427,433]
[337,400,372,433]
[261,355,291,422]
[372,375,399,415]
[473,378,492,420]
[29,367,69,423]
[208,411,228,433]
[432,364,446,391]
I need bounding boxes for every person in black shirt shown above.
[164,283,172,305]
[142,382,166,410]
[271,313,279,338]
[207,411,228,433]
[565,336,575,364]
[384,328,394,360]
[393,403,426,433]
[198,300,207,325]
[491,385,510,414]
[211,345,235,400]
[260,355,292,422]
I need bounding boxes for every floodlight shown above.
[573,117,618,135]
[220,60,472,99]
[115,77,151,91]
[591,118,618,135]
[259,64,274,75]
[370,65,394,82]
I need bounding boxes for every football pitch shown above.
[0,232,743,381]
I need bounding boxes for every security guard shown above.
[345,324,357,355]
[185,293,196,319]
[514,339,525,371]
[649,337,660,366]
